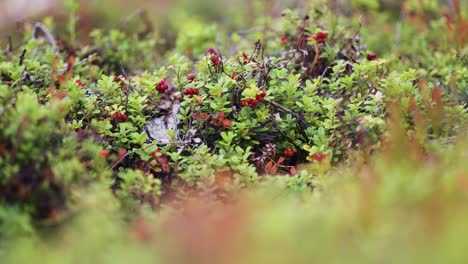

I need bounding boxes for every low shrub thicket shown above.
[0,0,467,262]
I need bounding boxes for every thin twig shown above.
[6,36,12,53]
[249,40,262,63]
[267,100,298,117]
[32,22,57,49]
[111,151,133,170]
[267,100,310,139]
[19,49,26,66]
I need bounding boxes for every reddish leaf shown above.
[222,119,232,128]
[277,156,285,165]
[264,161,273,174]
[270,165,277,175]
[290,166,297,175]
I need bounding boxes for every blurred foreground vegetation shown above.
[0,0,467,263]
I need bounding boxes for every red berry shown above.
[231,73,239,80]
[119,113,128,122]
[280,35,290,45]
[187,74,196,82]
[313,32,328,44]
[114,76,122,83]
[239,53,249,64]
[75,79,85,87]
[206,48,218,56]
[367,53,378,61]
[184,88,193,95]
[284,149,295,157]
[311,153,325,161]
[156,80,169,93]
[211,54,222,66]
[241,100,248,107]
[112,112,128,122]
[184,88,199,97]
[251,99,259,106]
[99,149,110,158]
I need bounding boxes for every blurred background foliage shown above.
[1,0,464,55]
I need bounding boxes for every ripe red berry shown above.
[211,54,222,66]
[313,32,328,44]
[112,112,128,122]
[184,88,193,95]
[75,79,85,87]
[119,113,128,122]
[156,80,169,93]
[206,48,222,66]
[184,88,199,98]
[239,53,249,64]
[114,76,123,83]
[206,48,218,56]
[311,153,325,162]
[284,149,295,157]
[231,73,239,80]
[187,74,196,82]
[99,149,110,158]
[280,35,290,45]
[367,53,378,61]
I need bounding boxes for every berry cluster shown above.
[241,88,267,108]
[206,48,222,66]
[112,112,128,122]
[313,32,328,44]
[310,153,325,162]
[184,88,199,98]
[75,79,85,87]
[283,149,296,157]
[156,80,169,93]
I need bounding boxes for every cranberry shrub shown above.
[0,0,466,221]
[0,91,110,219]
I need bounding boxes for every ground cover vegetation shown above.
[0,0,467,263]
